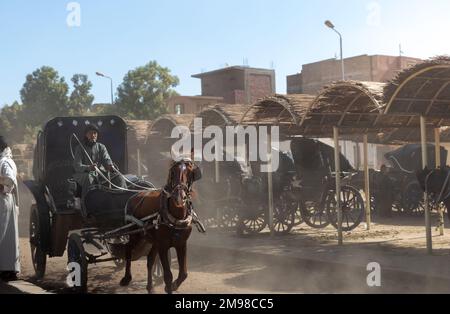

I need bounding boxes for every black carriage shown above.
[234,148,300,235]
[289,138,365,231]
[194,153,249,230]
[373,144,447,215]
[25,116,163,292]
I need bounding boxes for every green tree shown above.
[116,61,179,119]
[0,102,24,144]
[20,66,69,126]
[68,74,95,115]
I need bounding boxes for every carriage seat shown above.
[82,187,137,228]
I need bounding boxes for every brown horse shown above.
[119,159,195,294]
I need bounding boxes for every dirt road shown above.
[16,237,450,294]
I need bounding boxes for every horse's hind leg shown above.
[173,242,188,292]
[120,244,133,286]
[159,245,174,294]
[146,245,158,293]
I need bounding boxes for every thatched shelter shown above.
[193,103,249,128]
[239,94,316,137]
[147,114,195,139]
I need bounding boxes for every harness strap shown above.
[125,215,145,228]
[437,171,450,202]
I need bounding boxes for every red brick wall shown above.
[198,68,275,104]
[248,74,274,103]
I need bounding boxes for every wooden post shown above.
[435,128,444,236]
[363,134,371,231]
[421,116,432,254]
[137,148,142,177]
[334,127,343,246]
[267,129,274,235]
[215,159,220,184]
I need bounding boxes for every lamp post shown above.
[325,20,345,81]
[96,72,114,105]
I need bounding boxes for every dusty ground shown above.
[13,187,450,294]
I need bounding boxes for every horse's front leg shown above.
[173,241,188,292]
[120,243,133,286]
[146,245,158,294]
[159,243,173,294]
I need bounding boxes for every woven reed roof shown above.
[384,56,450,126]
[193,103,249,128]
[239,94,316,136]
[148,114,195,138]
[298,81,390,136]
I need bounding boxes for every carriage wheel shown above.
[294,207,304,226]
[67,233,88,293]
[299,200,330,229]
[326,185,365,232]
[218,203,240,229]
[238,205,267,235]
[29,205,48,279]
[272,192,297,235]
[402,182,425,216]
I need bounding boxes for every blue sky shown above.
[1,0,449,106]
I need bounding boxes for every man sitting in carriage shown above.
[73,124,127,198]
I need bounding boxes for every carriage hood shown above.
[384,144,447,173]
[290,138,354,173]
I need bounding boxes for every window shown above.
[174,104,185,115]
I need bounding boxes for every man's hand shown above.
[89,164,98,171]
[106,164,114,172]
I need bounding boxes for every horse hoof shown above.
[120,276,132,287]
[164,286,173,294]
[146,286,155,294]
[172,282,179,292]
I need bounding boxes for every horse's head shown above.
[167,159,195,219]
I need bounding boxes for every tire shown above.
[272,191,297,235]
[238,204,267,235]
[218,203,240,229]
[402,182,425,216]
[326,185,365,232]
[29,205,48,279]
[300,200,330,229]
[67,233,88,293]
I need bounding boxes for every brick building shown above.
[192,66,276,104]
[167,95,224,115]
[287,54,422,94]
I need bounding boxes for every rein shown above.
[71,133,155,193]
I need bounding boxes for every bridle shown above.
[164,161,193,210]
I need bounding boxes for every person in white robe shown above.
[0,136,20,282]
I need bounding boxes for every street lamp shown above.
[325,20,345,81]
[96,72,114,105]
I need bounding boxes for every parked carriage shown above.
[194,153,249,230]
[236,148,299,235]
[25,116,165,292]
[233,138,365,235]
[372,144,447,215]
[289,138,365,231]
